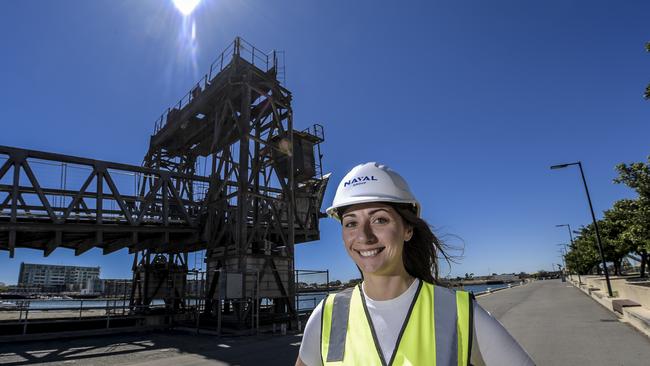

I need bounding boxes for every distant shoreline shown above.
[444,279,521,286]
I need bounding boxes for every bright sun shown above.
[172,0,201,16]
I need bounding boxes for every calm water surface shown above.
[2,283,517,311]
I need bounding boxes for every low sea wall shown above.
[472,279,533,297]
[569,275,650,338]
[575,275,650,307]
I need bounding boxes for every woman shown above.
[296,162,535,366]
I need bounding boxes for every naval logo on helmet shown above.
[343,175,378,188]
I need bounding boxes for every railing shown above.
[295,269,330,313]
[302,123,325,143]
[153,37,284,134]
[296,295,323,315]
[0,146,208,223]
[301,124,325,178]
[0,298,168,335]
[0,145,210,256]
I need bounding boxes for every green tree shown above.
[615,158,650,198]
[614,159,650,277]
[346,278,362,287]
[600,201,638,275]
[565,224,600,275]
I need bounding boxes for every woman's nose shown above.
[356,220,377,244]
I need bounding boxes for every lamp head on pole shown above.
[550,162,580,170]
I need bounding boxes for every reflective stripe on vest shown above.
[321,281,472,366]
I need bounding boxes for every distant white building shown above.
[18,263,100,292]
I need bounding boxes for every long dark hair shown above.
[391,203,452,284]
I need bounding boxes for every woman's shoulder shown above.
[299,299,326,366]
[303,298,325,333]
[303,287,357,333]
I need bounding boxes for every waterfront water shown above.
[1,299,163,309]
[1,283,515,312]
[297,293,327,311]
[463,283,511,294]
[295,283,515,312]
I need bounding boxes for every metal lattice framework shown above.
[142,37,328,322]
[0,38,329,327]
[0,145,207,257]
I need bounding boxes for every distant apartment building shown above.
[6,285,42,293]
[18,263,100,292]
[84,278,132,297]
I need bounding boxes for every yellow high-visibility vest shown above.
[321,281,473,366]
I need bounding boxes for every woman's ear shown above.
[404,226,414,242]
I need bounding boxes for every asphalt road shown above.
[478,279,650,366]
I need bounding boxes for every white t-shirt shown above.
[298,279,535,366]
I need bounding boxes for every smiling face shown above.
[341,203,413,278]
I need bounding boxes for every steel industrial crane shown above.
[0,38,329,329]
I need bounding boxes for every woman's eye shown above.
[373,217,389,224]
[343,221,357,228]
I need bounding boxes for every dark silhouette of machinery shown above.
[0,38,328,329]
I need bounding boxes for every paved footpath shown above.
[478,279,650,366]
[0,331,303,366]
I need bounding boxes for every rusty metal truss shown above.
[0,38,328,328]
[0,145,208,257]
[142,37,328,323]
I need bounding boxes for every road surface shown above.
[478,279,650,366]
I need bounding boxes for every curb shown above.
[474,280,531,298]
[568,279,650,339]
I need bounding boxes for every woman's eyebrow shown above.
[342,208,390,219]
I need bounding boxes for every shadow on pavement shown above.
[0,330,303,366]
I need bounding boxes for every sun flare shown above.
[172,0,201,16]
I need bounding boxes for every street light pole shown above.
[556,224,574,246]
[557,251,568,282]
[556,224,580,284]
[550,161,613,297]
[557,247,567,268]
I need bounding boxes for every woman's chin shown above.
[359,265,380,274]
[356,260,389,275]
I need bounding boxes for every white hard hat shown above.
[326,162,420,220]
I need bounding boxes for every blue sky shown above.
[1,0,650,284]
